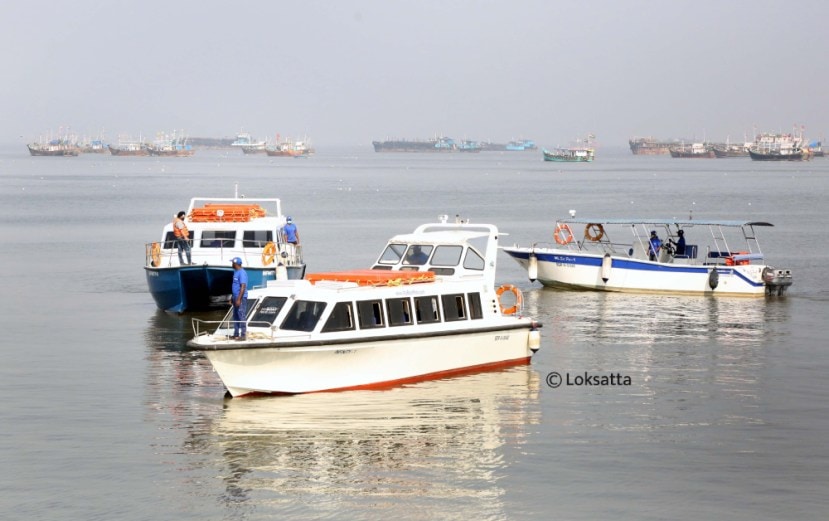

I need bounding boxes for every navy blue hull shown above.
[145,264,306,313]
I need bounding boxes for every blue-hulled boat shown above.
[144,196,306,313]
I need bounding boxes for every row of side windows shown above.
[322,293,484,333]
[163,230,275,249]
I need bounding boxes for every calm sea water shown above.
[1,145,827,520]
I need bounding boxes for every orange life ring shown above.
[584,223,604,242]
[262,242,277,265]
[496,284,523,315]
[151,242,161,267]
[554,223,574,245]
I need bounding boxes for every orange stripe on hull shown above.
[234,356,532,397]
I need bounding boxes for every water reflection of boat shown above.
[197,367,541,516]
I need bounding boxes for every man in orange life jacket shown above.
[173,211,192,265]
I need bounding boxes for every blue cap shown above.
[231,257,243,265]
[286,216,293,223]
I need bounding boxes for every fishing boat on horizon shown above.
[231,131,267,154]
[628,136,672,155]
[372,136,458,152]
[26,139,80,156]
[186,216,542,397]
[748,128,810,161]
[543,135,595,162]
[669,142,715,158]
[147,131,195,157]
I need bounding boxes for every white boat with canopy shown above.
[501,217,792,297]
[187,216,542,397]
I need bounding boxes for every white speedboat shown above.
[502,218,792,297]
[187,216,542,397]
[144,195,306,313]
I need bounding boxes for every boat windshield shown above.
[378,243,407,264]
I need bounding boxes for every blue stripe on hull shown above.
[503,250,764,289]
[145,264,306,313]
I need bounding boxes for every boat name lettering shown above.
[494,334,510,341]
[396,289,427,296]
[552,255,577,263]
[148,271,159,277]
[263,271,275,277]
[335,349,354,355]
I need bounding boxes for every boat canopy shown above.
[559,218,773,227]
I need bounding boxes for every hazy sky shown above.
[3,0,827,147]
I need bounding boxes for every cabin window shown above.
[467,292,484,320]
[281,300,327,332]
[430,245,463,266]
[249,296,287,327]
[200,230,236,248]
[403,245,433,266]
[243,230,273,248]
[378,243,407,264]
[414,296,440,324]
[357,300,385,329]
[387,298,413,327]
[322,302,355,332]
[441,294,467,322]
[163,231,177,249]
[462,249,485,270]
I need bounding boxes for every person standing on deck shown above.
[230,257,248,340]
[648,230,662,261]
[282,216,300,262]
[173,211,192,265]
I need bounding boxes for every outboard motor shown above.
[762,266,793,296]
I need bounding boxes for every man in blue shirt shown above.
[648,231,662,261]
[230,257,248,340]
[283,216,300,263]
[283,216,300,244]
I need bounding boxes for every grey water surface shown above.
[1,145,826,520]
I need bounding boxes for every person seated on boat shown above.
[404,245,429,265]
[648,231,662,261]
[173,211,192,265]
[668,229,686,256]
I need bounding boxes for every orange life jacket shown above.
[173,218,189,239]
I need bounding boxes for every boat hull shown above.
[748,149,804,161]
[669,150,715,158]
[145,264,306,313]
[201,325,535,396]
[503,247,769,296]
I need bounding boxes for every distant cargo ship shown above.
[628,137,672,155]
[480,139,537,152]
[372,136,458,152]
